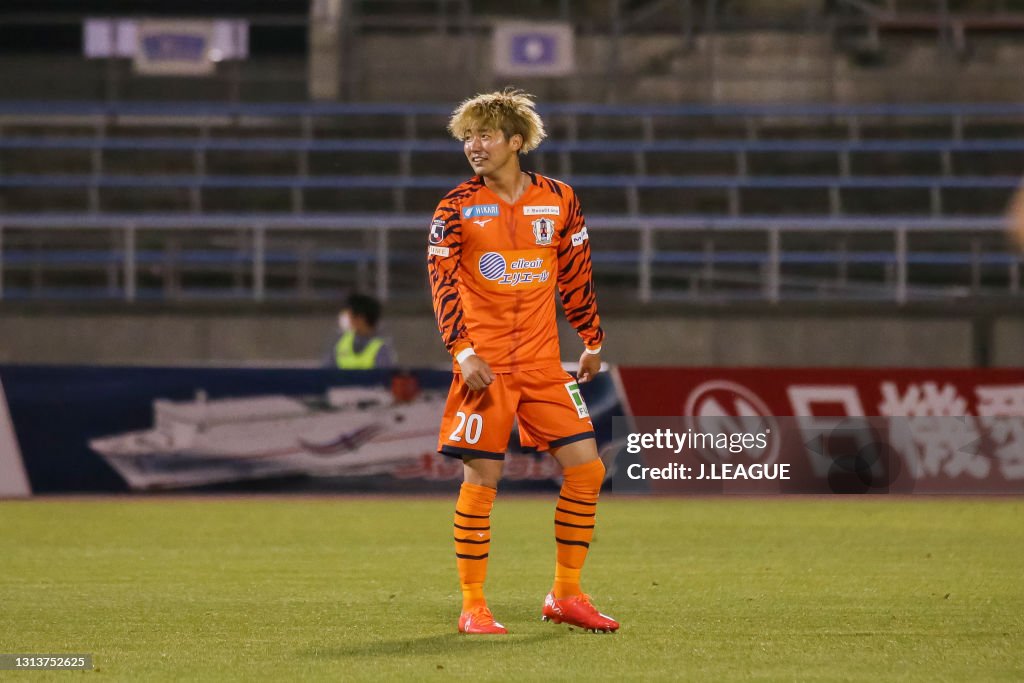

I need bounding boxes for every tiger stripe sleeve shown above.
[427,200,475,358]
[556,189,605,351]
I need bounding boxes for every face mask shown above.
[339,311,352,333]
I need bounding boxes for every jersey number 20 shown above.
[449,411,483,444]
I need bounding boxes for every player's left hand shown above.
[577,350,601,384]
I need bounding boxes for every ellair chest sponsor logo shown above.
[477,252,551,287]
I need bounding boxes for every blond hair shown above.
[447,88,547,154]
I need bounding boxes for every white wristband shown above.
[455,348,477,365]
[583,346,602,355]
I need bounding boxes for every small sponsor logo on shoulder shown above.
[428,245,450,257]
[571,226,589,247]
[429,218,445,244]
[463,204,500,218]
[524,205,560,216]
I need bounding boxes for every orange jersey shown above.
[427,172,604,373]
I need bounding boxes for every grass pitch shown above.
[1,496,1022,682]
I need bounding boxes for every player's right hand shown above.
[460,355,495,391]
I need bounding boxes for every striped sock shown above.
[553,458,605,599]
[454,481,496,610]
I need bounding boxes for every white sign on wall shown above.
[134,20,216,75]
[84,18,249,76]
[492,21,575,77]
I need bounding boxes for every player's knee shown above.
[466,473,500,489]
[564,456,605,492]
[582,457,606,488]
[463,458,503,489]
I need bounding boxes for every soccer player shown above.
[427,89,619,635]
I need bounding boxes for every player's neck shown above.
[483,166,528,205]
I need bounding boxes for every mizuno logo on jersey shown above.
[463,204,500,218]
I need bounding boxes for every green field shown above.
[1,496,1022,681]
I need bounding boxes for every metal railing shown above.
[0,213,1017,304]
[6,100,1024,129]
[0,101,1020,303]
[0,172,1017,217]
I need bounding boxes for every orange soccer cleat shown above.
[541,592,619,633]
[458,605,508,635]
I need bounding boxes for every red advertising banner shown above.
[614,368,1024,494]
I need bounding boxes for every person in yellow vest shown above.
[328,293,396,369]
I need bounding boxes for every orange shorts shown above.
[437,365,595,460]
